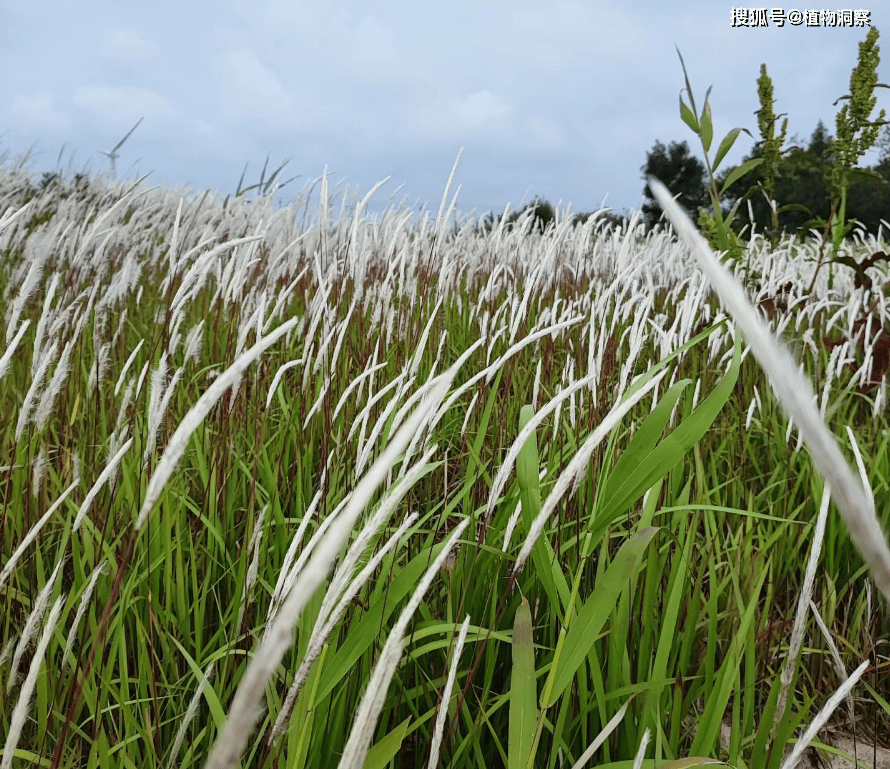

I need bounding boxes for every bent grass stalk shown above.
[336,517,470,769]
[511,369,666,580]
[270,443,441,739]
[780,660,870,769]
[427,614,472,769]
[649,177,890,604]
[651,176,888,762]
[135,315,302,530]
[269,510,421,744]
[203,366,457,769]
[0,320,29,382]
[771,483,831,750]
[7,559,63,693]
[0,480,76,591]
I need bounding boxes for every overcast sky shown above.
[2,2,887,225]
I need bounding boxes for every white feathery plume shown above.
[31,447,47,499]
[5,252,45,345]
[184,320,205,365]
[631,728,650,769]
[569,694,638,769]
[15,339,57,442]
[265,485,327,630]
[166,661,216,769]
[773,484,830,741]
[331,361,388,421]
[269,510,420,743]
[88,341,111,390]
[808,598,856,724]
[30,273,59,376]
[35,339,74,431]
[1,596,65,769]
[7,558,63,692]
[322,444,438,626]
[73,438,134,532]
[485,371,601,523]
[512,371,664,580]
[354,378,417,476]
[62,560,108,671]
[265,358,304,409]
[115,339,145,395]
[234,505,270,632]
[0,320,29,382]
[427,614,472,769]
[0,481,77,591]
[779,660,869,769]
[460,390,479,439]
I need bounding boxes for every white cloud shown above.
[232,2,423,85]
[525,115,563,149]
[10,92,70,131]
[349,15,400,80]
[193,119,216,139]
[73,86,173,120]
[216,49,296,125]
[100,28,158,63]
[412,89,512,138]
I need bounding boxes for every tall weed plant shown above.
[676,28,888,295]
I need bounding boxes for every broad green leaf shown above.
[700,100,713,153]
[0,750,51,768]
[541,526,658,707]
[600,378,691,513]
[712,128,741,172]
[509,596,536,769]
[861,680,890,717]
[517,404,571,618]
[362,717,411,769]
[592,333,741,535]
[680,97,699,134]
[719,158,764,195]
[675,46,698,118]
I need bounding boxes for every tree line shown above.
[472,122,890,243]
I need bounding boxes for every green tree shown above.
[806,120,835,159]
[639,139,709,229]
[476,196,557,235]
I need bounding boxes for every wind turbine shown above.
[98,117,143,178]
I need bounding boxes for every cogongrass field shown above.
[1,148,889,769]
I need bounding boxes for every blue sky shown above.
[2,1,887,224]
